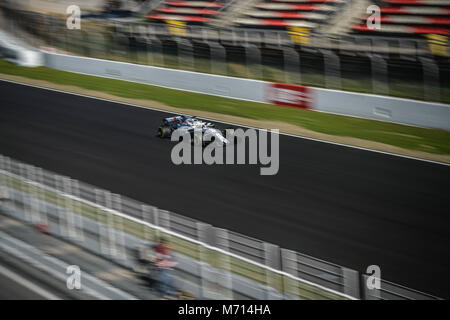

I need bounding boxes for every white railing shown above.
[0,154,355,300]
[0,154,441,300]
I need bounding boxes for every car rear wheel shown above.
[158,126,172,138]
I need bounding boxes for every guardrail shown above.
[0,154,441,300]
[0,154,355,300]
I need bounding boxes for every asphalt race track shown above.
[1,80,449,298]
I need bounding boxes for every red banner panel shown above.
[267,83,313,109]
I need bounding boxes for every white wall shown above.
[43,52,450,131]
[0,31,43,67]
[44,52,267,103]
[314,88,450,130]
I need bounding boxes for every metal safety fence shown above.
[1,6,449,104]
[0,154,441,300]
[0,154,353,299]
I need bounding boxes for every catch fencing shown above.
[0,154,441,300]
[1,6,449,105]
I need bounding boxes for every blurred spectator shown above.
[154,237,178,298]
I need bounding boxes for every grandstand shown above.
[232,0,347,29]
[146,0,349,30]
[145,0,450,39]
[147,0,230,24]
[1,0,448,103]
[352,0,450,37]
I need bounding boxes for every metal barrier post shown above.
[5,157,13,203]
[281,249,299,299]
[264,243,283,299]
[141,204,156,243]
[149,37,164,67]
[245,44,262,79]
[419,57,441,102]
[72,179,85,242]
[104,191,118,258]
[0,156,7,204]
[112,193,127,261]
[283,47,301,84]
[177,38,195,71]
[215,228,234,300]
[104,31,114,60]
[20,163,31,223]
[322,49,342,90]
[2,156,15,213]
[28,165,38,224]
[13,160,22,217]
[342,267,360,299]
[143,37,153,66]
[88,33,106,59]
[0,155,4,190]
[157,209,171,231]
[114,31,131,62]
[62,177,78,240]
[361,274,381,300]
[370,54,389,95]
[95,189,109,256]
[209,41,227,75]
[196,222,219,299]
[153,206,161,241]
[27,165,39,225]
[34,167,48,228]
[62,177,76,239]
[54,175,65,238]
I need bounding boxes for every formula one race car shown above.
[157,115,230,146]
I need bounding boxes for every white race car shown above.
[157,115,230,146]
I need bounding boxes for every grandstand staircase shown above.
[137,0,165,15]
[351,0,450,37]
[121,0,164,15]
[317,0,371,36]
[210,0,261,28]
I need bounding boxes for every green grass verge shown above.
[1,172,345,299]
[1,58,449,156]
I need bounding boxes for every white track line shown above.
[0,263,61,300]
[0,77,447,167]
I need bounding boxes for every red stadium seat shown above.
[148,14,210,22]
[155,8,221,15]
[147,0,227,24]
[147,0,346,29]
[164,1,225,8]
[232,0,345,29]
[352,0,450,37]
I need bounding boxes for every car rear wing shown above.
[162,115,188,125]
